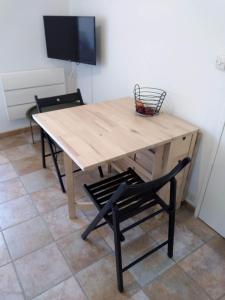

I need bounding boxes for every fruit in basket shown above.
[135,100,145,114]
[135,100,155,116]
[145,106,155,116]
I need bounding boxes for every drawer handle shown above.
[182,136,186,141]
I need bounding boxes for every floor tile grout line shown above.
[175,217,218,242]
[2,139,40,161]
[176,234,225,300]
[176,263,214,300]
[176,233,218,265]
[140,260,213,300]
[3,220,55,262]
[31,193,68,215]
[6,184,88,258]
[12,241,73,299]
[0,161,18,184]
[0,231,11,268]
[11,262,27,300]
[74,253,112,300]
[1,227,27,300]
[19,157,68,214]
[0,190,30,207]
[0,260,12,269]
[147,214,217,265]
[74,251,116,300]
[29,274,72,300]
[1,211,39,232]
[0,186,85,232]
[5,232,54,264]
[0,132,32,146]
[0,175,40,231]
[49,221,92,300]
[170,237,209,264]
[9,157,42,178]
[0,178,27,206]
[0,149,51,211]
[2,139,41,166]
[39,212,92,300]
[0,188,90,261]
[72,274,90,300]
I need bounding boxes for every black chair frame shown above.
[82,158,191,292]
[35,90,104,193]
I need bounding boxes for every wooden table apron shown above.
[33,97,198,219]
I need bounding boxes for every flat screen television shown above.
[43,16,96,65]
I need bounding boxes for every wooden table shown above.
[33,97,198,219]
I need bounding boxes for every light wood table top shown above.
[33,97,198,171]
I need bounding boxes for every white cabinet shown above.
[199,124,225,237]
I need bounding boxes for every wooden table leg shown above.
[64,153,76,219]
[154,143,172,205]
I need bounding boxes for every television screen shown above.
[43,16,96,65]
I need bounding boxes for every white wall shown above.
[0,0,73,133]
[70,0,225,207]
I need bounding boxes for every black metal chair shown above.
[35,89,104,193]
[82,157,191,292]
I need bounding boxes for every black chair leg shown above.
[30,120,35,144]
[167,210,175,258]
[98,166,104,178]
[168,178,176,258]
[47,135,66,193]
[82,202,111,240]
[40,129,46,168]
[81,217,99,241]
[112,207,124,293]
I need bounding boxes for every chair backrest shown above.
[112,157,191,206]
[35,89,84,113]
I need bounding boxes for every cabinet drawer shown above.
[171,134,192,158]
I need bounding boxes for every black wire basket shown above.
[134,84,167,116]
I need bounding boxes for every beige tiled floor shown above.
[0,131,224,300]
[0,162,18,182]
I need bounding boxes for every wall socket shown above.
[216,55,225,71]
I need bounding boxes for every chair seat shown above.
[84,168,158,222]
